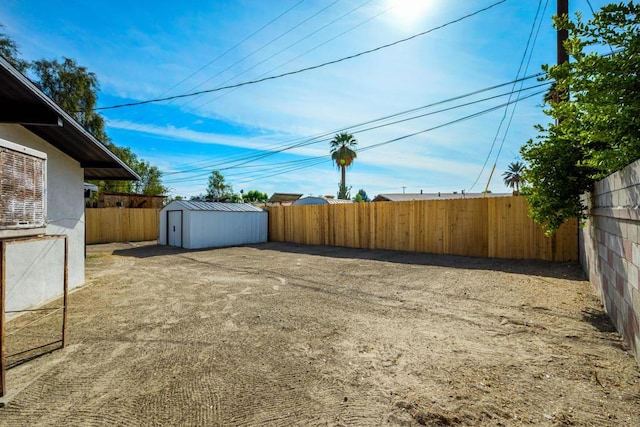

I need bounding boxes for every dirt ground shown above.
[1,242,639,426]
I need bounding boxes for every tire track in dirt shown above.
[4,243,639,426]
[133,374,224,426]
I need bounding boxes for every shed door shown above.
[167,210,182,247]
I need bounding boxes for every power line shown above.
[162,74,545,178]
[149,0,309,102]
[585,0,614,54]
[164,80,547,182]
[231,90,546,185]
[468,0,545,191]
[93,0,507,112]
[491,0,550,164]
[123,0,384,173]
[115,0,308,130]
[358,90,545,154]
[172,0,345,106]
[187,0,394,112]
[164,88,546,186]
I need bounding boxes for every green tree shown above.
[330,132,357,199]
[521,2,640,234]
[132,159,167,195]
[244,190,268,202]
[502,161,525,195]
[0,24,28,72]
[29,55,167,196]
[2,26,168,197]
[353,188,370,202]
[206,170,233,201]
[31,57,108,141]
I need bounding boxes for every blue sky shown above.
[1,0,608,198]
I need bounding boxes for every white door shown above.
[167,211,182,247]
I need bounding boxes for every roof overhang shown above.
[268,193,303,203]
[0,57,139,181]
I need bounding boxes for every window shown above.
[0,138,47,237]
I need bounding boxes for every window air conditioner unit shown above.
[0,138,47,238]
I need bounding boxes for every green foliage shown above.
[132,159,167,195]
[243,190,268,202]
[353,188,370,202]
[330,132,357,200]
[521,2,640,235]
[330,132,357,169]
[31,57,108,142]
[206,170,233,201]
[337,182,351,200]
[229,193,244,203]
[0,24,28,72]
[88,144,168,196]
[502,161,525,194]
[1,25,168,196]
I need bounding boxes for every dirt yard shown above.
[1,242,639,426]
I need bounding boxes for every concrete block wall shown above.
[580,159,640,361]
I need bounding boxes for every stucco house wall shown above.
[1,124,85,310]
[0,56,138,315]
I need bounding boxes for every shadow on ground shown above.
[95,241,586,281]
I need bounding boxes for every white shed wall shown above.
[187,211,267,249]
[0,124,85,311]
[183,209,192,248]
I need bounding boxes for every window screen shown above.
[0,145,46,229]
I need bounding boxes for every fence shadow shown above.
[246,242,586,280]
[99,241,585,281]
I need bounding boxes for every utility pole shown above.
[557,0,569,66]
[555,0,569,110]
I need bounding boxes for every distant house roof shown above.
[0,57,139,181]
[101,191,166,199]
[293,196,353,206]
[372,192,512,202]
[165,200,264,212]
[267,193,303,204]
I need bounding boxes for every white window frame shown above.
[0,137,47,239]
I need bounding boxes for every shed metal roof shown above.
[168,200,265,212]
[0,57,139,181]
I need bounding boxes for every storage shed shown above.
[159,201,267,249]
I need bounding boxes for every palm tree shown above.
[330,132,357,199]
[502,161,525,195]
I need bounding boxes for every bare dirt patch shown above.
[2,242,639,426]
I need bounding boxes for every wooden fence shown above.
[85,208,159,244]
[266,196,578,261]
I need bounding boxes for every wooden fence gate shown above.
[85,208,159,244]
